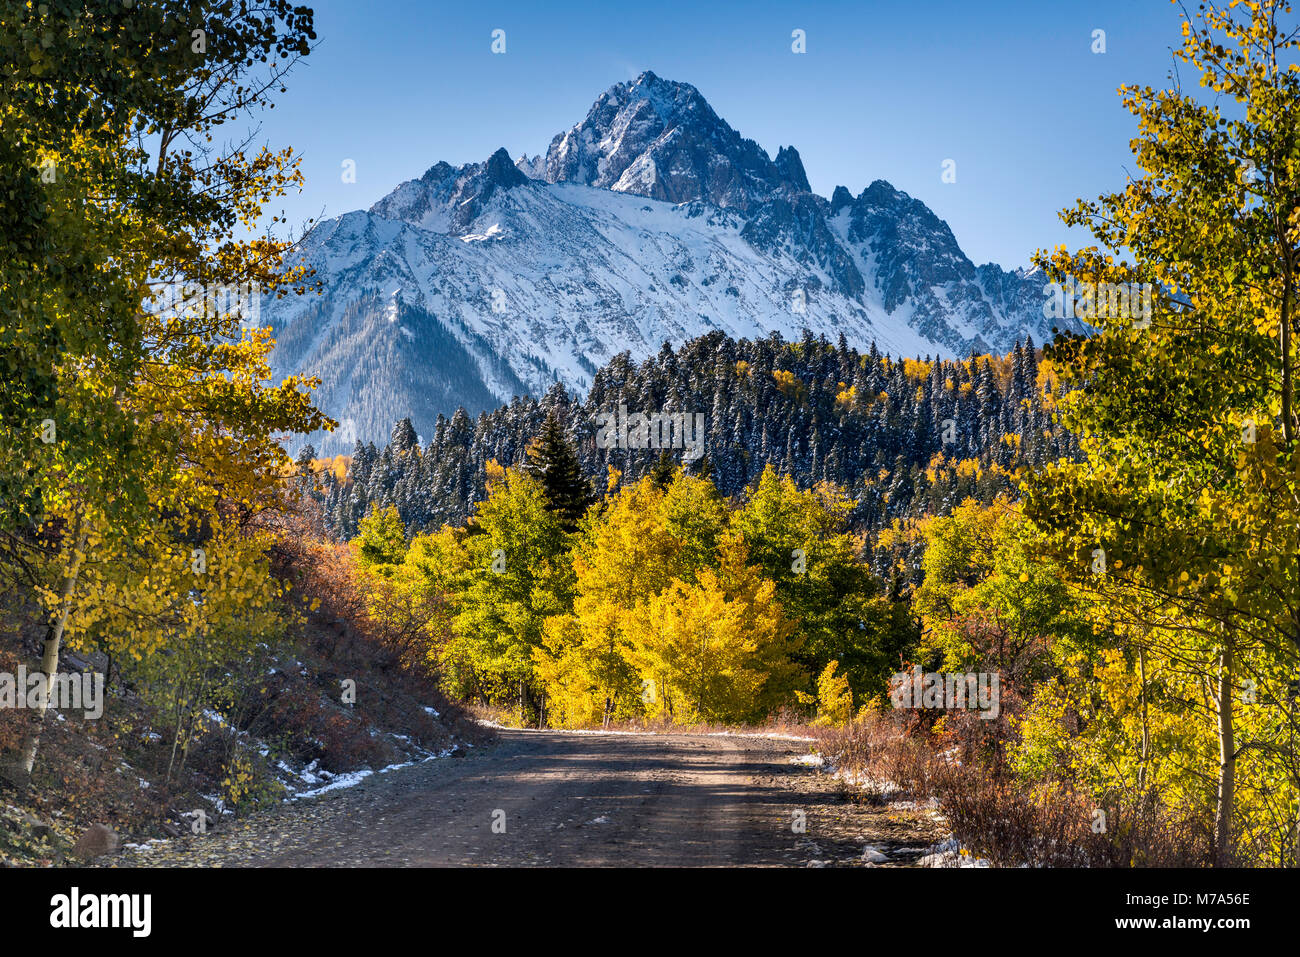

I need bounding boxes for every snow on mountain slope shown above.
[266,72,1076,454]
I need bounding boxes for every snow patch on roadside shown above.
[122,839,167,853]
[289,746,456,801]
[789,753,825,767]
[292,768,375,799]
[917,837,990,868]
[818,750,988,867]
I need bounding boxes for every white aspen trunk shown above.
[15,530,88,780]
[1214,643,1236,866]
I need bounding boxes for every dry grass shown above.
[817,707,1213,867]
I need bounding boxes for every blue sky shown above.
[250,0,1187,268]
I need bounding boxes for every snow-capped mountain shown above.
[267,71,1071,454]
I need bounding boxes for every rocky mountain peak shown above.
[539,72,799,211]
[481,147,530,190]
[773,145,811,193]
[371,147,530,233]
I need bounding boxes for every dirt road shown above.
[110,730,941,867]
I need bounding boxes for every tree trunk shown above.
[1293,770,1300,866]
[166,683,188,782]
[14,530,88,782]
[176,670,209,778]
[1138,645,1150,792]
[1280,260,1293,446]
[1214,643,1236,867]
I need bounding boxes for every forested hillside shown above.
[311,331,1075,574]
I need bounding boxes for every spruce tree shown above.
[391,417,418,455]
[649,449,676,490]
[524,413,592,531]
[689,453,714,483]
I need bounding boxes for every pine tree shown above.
[523,413,593,531]
[649,449,676,490]
[689,453,714,483]
[391,417,418,455]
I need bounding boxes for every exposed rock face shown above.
[71,824,121,860]
[371,147,530,235]
[535,71,806,211]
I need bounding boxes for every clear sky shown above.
[248,0,1188,269]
